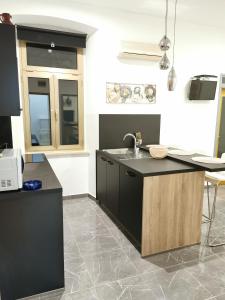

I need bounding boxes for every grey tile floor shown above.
[23,186,225,300]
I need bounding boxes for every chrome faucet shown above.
[123,133,139,154]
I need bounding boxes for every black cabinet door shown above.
[96,154,107,206]
[106,159,119,218]
[0,190,64,299]
[0,24,20,116]
[0,116,13,148]
[119,165,143,243]
[96,153,119,218]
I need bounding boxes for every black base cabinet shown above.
[119,165,143,244]
[0,160,64,300]
[96,151,143,250]
[96,153,119,219]
[96,154,107,206]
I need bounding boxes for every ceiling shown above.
[0,0,223,29]
[52,0,224,28]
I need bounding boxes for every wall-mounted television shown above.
[188,75,217,100]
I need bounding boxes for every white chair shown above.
[205,153,225,247]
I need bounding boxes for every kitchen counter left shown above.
[23,159,62,192]
[0,155,64,300]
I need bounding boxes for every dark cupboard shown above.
[0,24,20,116]
[119,165,143,243]
[96,153,119,219]
[96,151,143,248]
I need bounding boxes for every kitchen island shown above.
[0,154,64,300]
[96,149,219,257]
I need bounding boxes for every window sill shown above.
[26,150,90,158]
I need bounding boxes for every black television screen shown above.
[189,79,217,100]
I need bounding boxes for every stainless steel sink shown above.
[103,148,151,160]
[103,148,131,155]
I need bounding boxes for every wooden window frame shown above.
[19,41,84,152]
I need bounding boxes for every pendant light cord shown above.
[165,0,169,36]
[172,0,178,66]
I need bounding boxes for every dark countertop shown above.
[167,153,225,172]
[120,157,198,176]
[0,154,61,195]
[24,153,46,163]
[140,145,225,172]
[23,160,62,192]
[97,150,198,177]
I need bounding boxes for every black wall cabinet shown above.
[0,24,20,116]
[0,116,13,147]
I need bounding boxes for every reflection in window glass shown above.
[28,78,52,146]
[58,80,78,145]
[27,43,77,69]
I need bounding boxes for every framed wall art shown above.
[106,82,156,104]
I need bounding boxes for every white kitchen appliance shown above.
[0,148,23,191]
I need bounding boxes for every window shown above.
[26,43,77,69]
[20,41,84,152]
[28,77,52,146]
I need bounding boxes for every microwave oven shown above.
[0,149,23,192]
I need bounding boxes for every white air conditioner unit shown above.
[118,41,163,62]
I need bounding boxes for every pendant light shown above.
[168,0,178,91]
[159,0,170,70]
[160,53,170,70]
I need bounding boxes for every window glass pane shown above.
[58,80,78,145]
[28,78,52,146]
[27,43,77,69]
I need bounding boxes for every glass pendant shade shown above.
[159,35,171,51]
[168,66,176,91]
[159,52,170,70]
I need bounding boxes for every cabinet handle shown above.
[55,111,59,122]
[125,170,136,177]
[108,160,114,165]
[100,156,107,162]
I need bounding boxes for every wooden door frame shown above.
[214,74,225,157]
[20,41,83,75]
[22,71,57,152]
[53,73,84,150]
[19,40,84,152]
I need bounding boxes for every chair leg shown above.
[206,185,225,247]
[202,181,211,223]
[207,181,211,218]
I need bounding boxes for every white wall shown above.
[85,16,223,196]
[3,1,224,196]
[46,155,89,196]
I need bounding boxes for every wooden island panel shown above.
[141,171,205,257]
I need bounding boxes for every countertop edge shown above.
[96,150,201,177]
